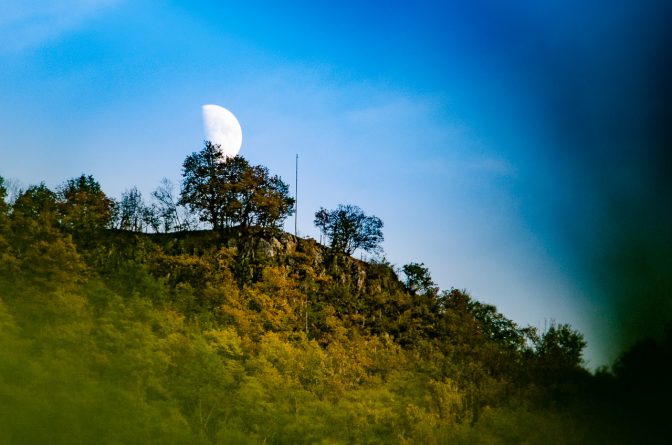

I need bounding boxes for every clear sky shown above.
[1,0,671,368]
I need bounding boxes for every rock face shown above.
[254,237,283,260]
[143,227,405,296]
[246,231,403,296]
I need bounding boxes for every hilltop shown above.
[0,209,588,444]
[0,159,669,444]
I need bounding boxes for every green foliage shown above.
[8,171,660,443]
[314,204,383,255]
[0,176,8,216]
[11,183,59,227]
[402,262,438,296]
[0,177,9,247]
[57,174,113,235]
[179,142,238,229]
[533,322,587,369]
[180,142,294,230]
[236,164,295,228]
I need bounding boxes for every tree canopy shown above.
[3,147,665,443]
[57,174,113,234]
[313,204,383,255]
[402,262,438,296]
[179,141,294,230]
[113,187,159,233]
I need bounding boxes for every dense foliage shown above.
[402,262,438,297]
[0,170,668,444]
[180,142,294,230]
[314,204,383,255]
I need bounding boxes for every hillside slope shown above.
[2,190,664,444]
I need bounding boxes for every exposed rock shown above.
[140,227,405,295]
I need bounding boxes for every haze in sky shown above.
[1,0,670,367]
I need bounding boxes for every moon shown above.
[202,104,243,158]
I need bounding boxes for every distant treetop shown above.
[314,204,383,255]
[179,141,294,230]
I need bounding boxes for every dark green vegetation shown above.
[314,205,383,255]
[0,150,669,444]
[180,142,294,230]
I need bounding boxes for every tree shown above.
[402,262,438,296]
[11,183,59,228]
[0,177,8,221]
[9,184,62,262]
[314,208,329,244]
[532,322,586,370]
[6,184,86,289]
[179,141,231,230]
[179,141,294,230]
[0,177,22,205]
[0,177,9,245]
[236,164,295,229]
[151,178,194,232]
[313,204,383,255]
[57,174,113,234]
[115,187,158,232]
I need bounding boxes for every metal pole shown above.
[295,154,298,237]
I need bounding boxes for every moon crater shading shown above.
[202,104,242,158]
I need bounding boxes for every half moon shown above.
[202,104,243,158]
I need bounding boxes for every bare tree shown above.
[152,178,194,232]
[115,187,158,233]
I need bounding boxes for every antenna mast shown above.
[295,154,298,237]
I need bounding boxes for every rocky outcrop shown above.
[245,231,403,296]
[141,227,405,296]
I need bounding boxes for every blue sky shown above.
[2,0,671,367]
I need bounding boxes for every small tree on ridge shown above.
[314,204,383,255]
[180,141,294,230]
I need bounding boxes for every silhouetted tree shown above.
[57,174,113,234]
[313,204,383,255]
[533,322,586,370]
[470,301,528,351]
[115,187,158,232]
[236,164,295,228]
[151,178,194,232]
[0,177,9,238]
[3,178,22,205]
[180,141,294,230]
[179,141,230,229]
[314,207,329,244]
[520,322,587,394]
[11,183,59,227]
[402,262,438,296]
[0,177,8,218]
[9,184,64,255]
